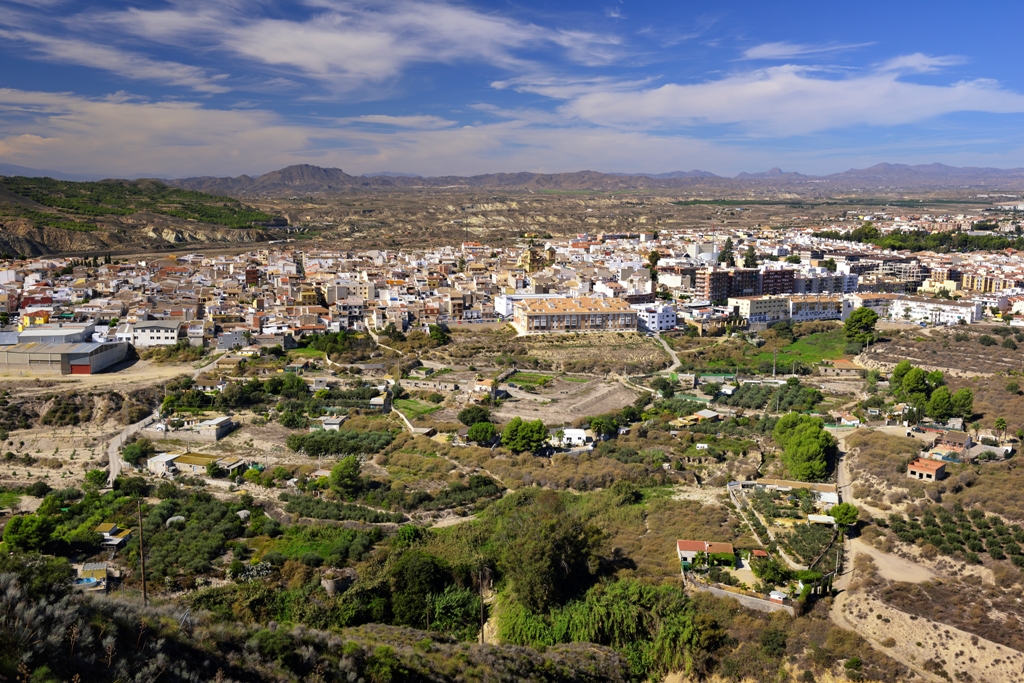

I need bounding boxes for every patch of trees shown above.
[882,503,1024,566]
[121,437,155,465]
[844,307,879,344]
[467,421,496,443]
[501,417,548,454]
[815,221,1024,253]
[715,378,822,412]
[889,361,973,421]
[499,578,721,679]
[140,491,248,579]
[279,493,406,524]
[286,428,393,457]
[772,413,835,481]
[457,405,491,426]
[263,524,381,568]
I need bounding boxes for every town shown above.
[3,207,1024,683]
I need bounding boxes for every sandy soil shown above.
[491,378,639,425]
[833,590,1024,683]
[0,359,193,394]
[850,537,936,583]
[671,485,731,507]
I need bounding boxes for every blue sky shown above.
[4,0,1024,178]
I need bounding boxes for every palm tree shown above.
[971,421,981,440]
[995,418,1008,442]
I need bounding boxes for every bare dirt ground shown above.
[491,378,639,425]
[0,359,192,394]
[671,484,731,507]
[833,590,1024,683]
[850,537,935,583]
[857,326,1024,377]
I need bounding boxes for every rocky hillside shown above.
[0,177,279,256]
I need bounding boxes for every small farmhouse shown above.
[676,540,735,570]
[907,458,946,481]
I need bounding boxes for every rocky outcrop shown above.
[0,214,271,256]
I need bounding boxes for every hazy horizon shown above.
[5,1,1024,178]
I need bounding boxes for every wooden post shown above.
[137,498,147,606]
[479,563,485,645]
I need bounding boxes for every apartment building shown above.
[694,267,760,302]
[887,296,982,325]
[512,297,638,334]
[759,266,796,295]
[789,295,846,323]
[847,293,900,319]
[792,268,858,295]
[631,304,677,332]
[727,296,791,325]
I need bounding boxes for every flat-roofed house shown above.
[908,458,946,481]
[95,522,132,546]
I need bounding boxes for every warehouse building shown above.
[0,341,128,375]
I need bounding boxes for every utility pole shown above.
[773,348,777,377]
[137,499,147,607]
[479,562,486,645]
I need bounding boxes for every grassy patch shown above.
[394,398,442,420]
[510,371,556,387]
[288,347,326,359]
[559,375,591,383]
[748,329,846,367]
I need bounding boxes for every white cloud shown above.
[877,53,966,73]
[82,0,622,92]
[741,41,873,60]
[560,62,1024,136]
[338,114,456,129]
[0,28,229,93]
[0,87,758,177]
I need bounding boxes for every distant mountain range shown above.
[163,163,1024,196]
[8,161,1024,195]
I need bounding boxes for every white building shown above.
[494,293,565,318]
[631,304,677,331]
[887,296,982,325]
[120,321,186,347]
[846,293,900,319]
[727,296,790,325]
[789,295,848,323]
[559,428,591,447]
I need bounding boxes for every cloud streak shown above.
[741,41,873,60]
[558,61,1024,136]
[0,28,229,93]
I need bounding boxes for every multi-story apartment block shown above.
[759,266,796,295]
[789,295,846,323]
[888,296,982,325]
[694,267,760,301]
[512,297,638,334]
[727,296,791,325]
[793,268,858,295]
[631,304,677,332]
